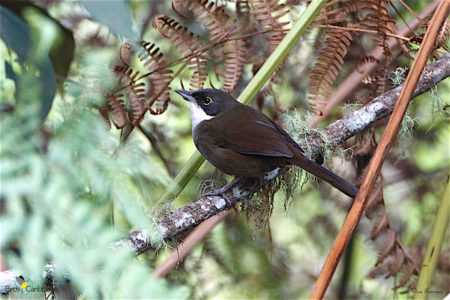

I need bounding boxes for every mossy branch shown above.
[156,0,328,205]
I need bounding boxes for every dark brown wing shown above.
[213,104,294,158]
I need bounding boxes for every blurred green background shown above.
[0,0,448,299]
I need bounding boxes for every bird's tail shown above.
[290,154,358,198]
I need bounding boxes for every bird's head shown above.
[175,89,237,128]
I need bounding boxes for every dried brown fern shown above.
[222,38,247,92]
[129,81,147,125]
[359,0,396,94]
[359,0,396,38]
[357,56,380,72]
[308,29,352,116]
[365,177,420,291]
[148,69,173,115]
[188,0,247,92]
[352,130,420,291]
[110,66,150,125]
[138,41,173,115]
[313,0,361,25]
[119,41,133,67]
[172,0,187,17]
[98,107,112,130]
[107,93,128,129]
[188,0,237,42]
[138,41,165,71]
[153,14,208,91]
[249,0,290,54]
[113,65,140,86]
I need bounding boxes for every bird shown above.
[175,88,358,198]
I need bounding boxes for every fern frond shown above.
[376,229,397,265]
[119,41,133,67]
[249,0,290,53]
[153,14,208,91]
[111,66,149,125]
[138,41,165,71]
[357,55,380,69]
[360,0,395,34]
[129,82,147,125]
[98,107,112,130]
[363,173,420,290]
[222,39,246,92]
[359,0,396,85]
[113,66,140,85]
[313,0,350,25]
[308,30,352,115]
[172,0,188,17]
[153,15,202,57]
[138,41,173,115]
[107,94,128,129]
[148,69,172,115]
[189,0,237,42]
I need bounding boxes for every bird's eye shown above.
[203,97,213,105]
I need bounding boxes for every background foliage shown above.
[0,0,448,299]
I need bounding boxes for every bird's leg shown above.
[201,177,240,207]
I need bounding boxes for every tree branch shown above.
[2,53,449,295]
[119,52,449,253]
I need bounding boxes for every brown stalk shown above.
[309,0,440,127]
[309,1,449,299]
[310,24,411,41]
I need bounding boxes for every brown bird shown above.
[175,89,358,197]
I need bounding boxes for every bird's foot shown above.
[201,178,240,207]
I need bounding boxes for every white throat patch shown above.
[189,102,213,130]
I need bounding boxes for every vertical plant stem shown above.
[414,181,450,300]
[157,0,328,205]
[309,1,450,298]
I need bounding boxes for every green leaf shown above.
[0,6,32,63]
[1,1,75,81]
[0,5,56,121]
[36,58,56,120]
[78,0,138,39]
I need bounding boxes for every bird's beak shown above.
[175,90,196,104]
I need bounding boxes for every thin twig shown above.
[398,0,422,20]
[310,24,411,41]
[310,1,450,298]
